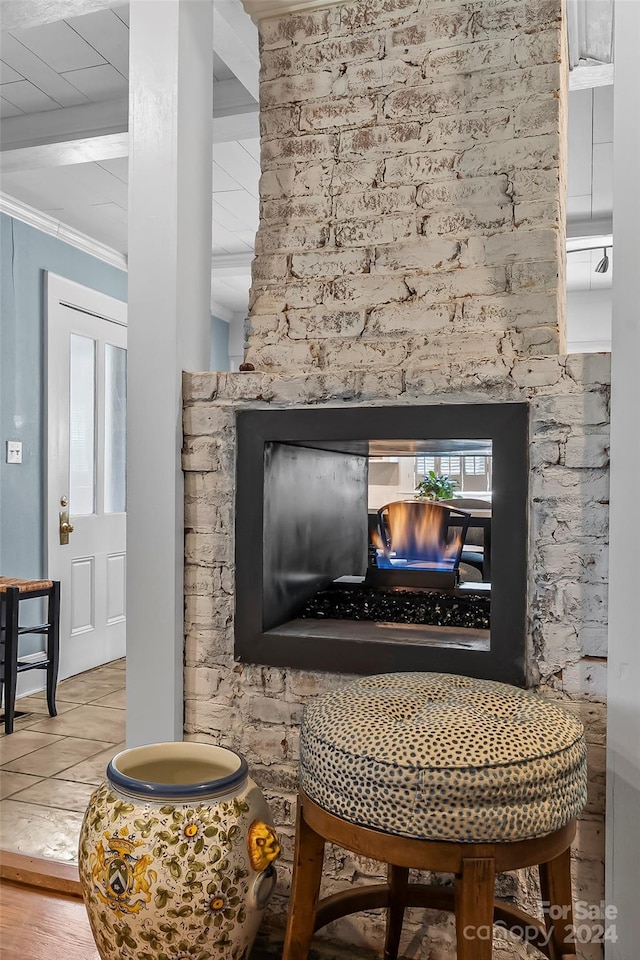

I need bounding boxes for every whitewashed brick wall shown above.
[247,0,566,370]
[183,0,608,956]
[183,356,609,960]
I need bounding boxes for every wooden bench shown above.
[0,577,60,734]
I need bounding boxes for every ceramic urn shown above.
[78,741,280,960]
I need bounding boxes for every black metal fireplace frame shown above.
[235,403,529,685]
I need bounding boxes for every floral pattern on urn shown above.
[78,742,279,960]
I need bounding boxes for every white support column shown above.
[606,1,640,955]
[126,0,213,746]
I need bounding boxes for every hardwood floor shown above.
[0,853,280,959]
[0,853,99,959]
[1,881,100,959]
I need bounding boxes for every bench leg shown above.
[3,588,20,735]
[455,857,496,960]
[384,864,409,960]
[46,582,60,718]
[282,798,326,960]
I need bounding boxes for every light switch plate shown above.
[6,440,22,464]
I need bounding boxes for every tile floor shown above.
[0,659,125,862]
[0,664,284,959]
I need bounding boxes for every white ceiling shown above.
[0,8,130,111]
[0,2,258,318]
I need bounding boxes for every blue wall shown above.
[210,314,230,372]
[0,214,128,582]
[1,213,230,654]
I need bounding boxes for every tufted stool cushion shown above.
[300,672,587,843]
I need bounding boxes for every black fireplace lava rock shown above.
[300,585,490,630]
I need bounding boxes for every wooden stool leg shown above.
[384,864,409,960]
[455,857,496,960]
[539,846,577,959]
[45,582,60,718]
[3,588,20,735]
[282,798,326,960]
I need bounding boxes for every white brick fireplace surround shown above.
[183,1,609,956]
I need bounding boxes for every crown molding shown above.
[2,195,252,319]
[240,0,346,23]
[211,251,253,277]
[0,194,128,272]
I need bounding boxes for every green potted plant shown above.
[415,470,457,501]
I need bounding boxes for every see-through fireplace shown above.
[235,403,528,685]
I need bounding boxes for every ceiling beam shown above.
[1,96,259,175]
[567,217,614,240]
[1,79,255,152]
[0,113,258,174]
[212,106,259,143]
[0,0,124,30]
[0,132,129,173]
[0,98,129,152]
[213,0,259,101]
[0,107,258,172]
[212,77,256,113]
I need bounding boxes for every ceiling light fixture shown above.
[566,240,613,275]
[595,247,610,274]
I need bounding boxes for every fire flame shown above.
[373,501,463,572]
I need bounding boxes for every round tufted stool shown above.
[283,673,587,960]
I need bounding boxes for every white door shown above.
[46,274,127,682]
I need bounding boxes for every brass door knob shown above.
[59,511,74,545]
